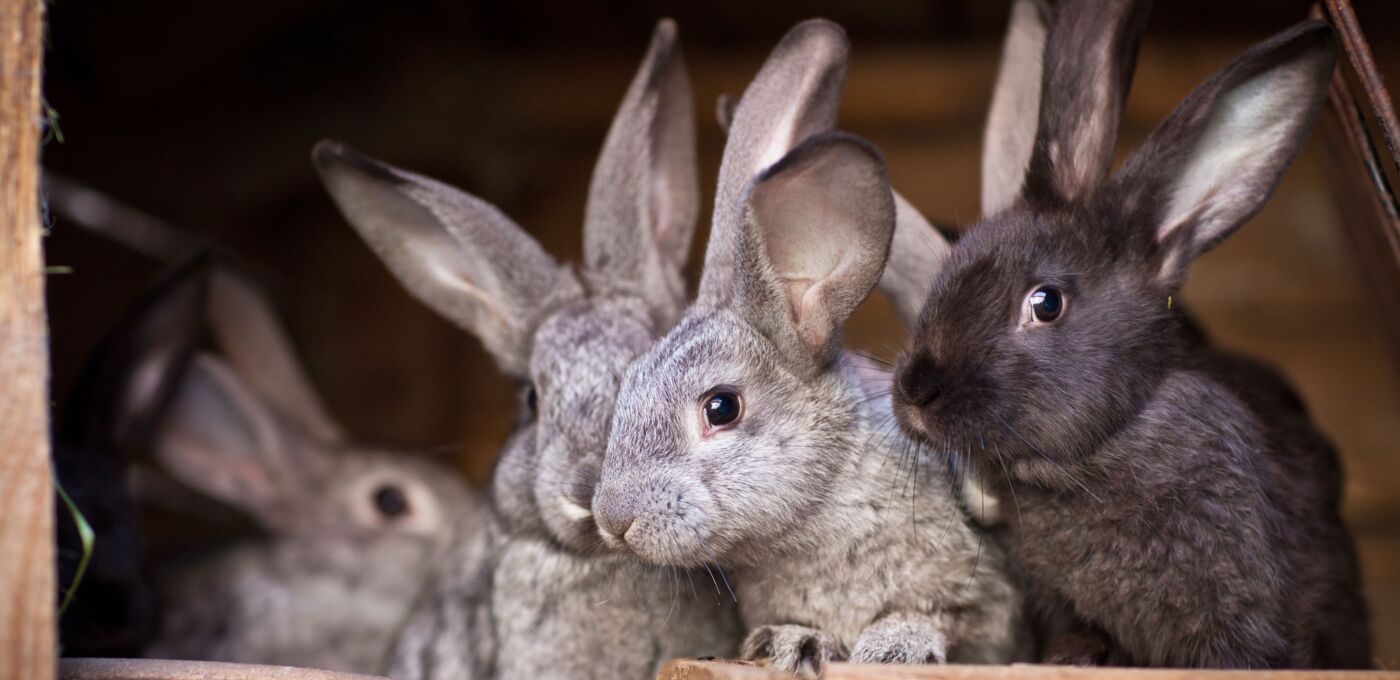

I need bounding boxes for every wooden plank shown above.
[660,660,1400,680]
[659,659,793,680]
[0,0,54,678]
[58,659,389,680]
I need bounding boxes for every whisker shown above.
[691,527,738,603]
[995,415,1102,504]
[964,525,984,593]
[992,440,1022,525]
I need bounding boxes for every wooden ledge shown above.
[659,660,1400,680]
[59,659,389,680]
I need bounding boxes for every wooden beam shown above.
[58,659,390,680]
[0,0,53,678]
[659,660,1400,680]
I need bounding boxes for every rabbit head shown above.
[152,270,477,554]
[591,21,898,568]
[314,19,699,553]
[54,254,212,656]
[892,0,1336,482]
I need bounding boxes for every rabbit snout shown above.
[593,473,713,566]
[896,349,942,408]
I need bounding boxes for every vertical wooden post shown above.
[0,0,54,678]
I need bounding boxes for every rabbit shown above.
[143,266,483,673]
[889,0,1371,667]
[53,255,211,658]
[314,19,743,679]
[590,19,1024,678]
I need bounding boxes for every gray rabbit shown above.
[891,0,1370,668]
[145,268,483,673]
[591,19,1024,677]
[314,19,742,680]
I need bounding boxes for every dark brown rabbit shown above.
[891,0,1370,669]
[53,255,211,658]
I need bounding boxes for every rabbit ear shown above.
[700,19,850,307]
[154,354,317,526]
[877,192,952,328]
[1023,0,1152,203]
[734,133,895,367]
[206,270,345,444]
[314,142,577,377]
[59,254,212,450]
[716,93,737,133]
[981,0,1049,215]
[582,19,698,324]
[1114,21,1336,289]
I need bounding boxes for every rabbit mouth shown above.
[894,401,930,438]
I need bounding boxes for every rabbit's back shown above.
[1205,352,1371,667]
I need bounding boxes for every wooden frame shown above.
[660,661,1400,679]
[0,0,55,678]
[58,659,389,680]
[0,2,1392,680]
[1314,0,1400,377]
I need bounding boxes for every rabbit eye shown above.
[526,386,538,417]
[701,389,743,431]
[373,484,410,519]
[1028,286,1064,323]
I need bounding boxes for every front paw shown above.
[1042,627,1116,666]
[741,625,846,679]
[850,613,948,665]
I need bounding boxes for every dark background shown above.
[39,0,1400,664]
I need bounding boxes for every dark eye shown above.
[702,390,743,430]
[1029,286,1064,322]
[373,484,410,519]
[525,385,539,419]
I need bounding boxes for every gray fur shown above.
[592,44,1026,668]
[894,13,1370,668]
[148,275,481,673]
[316,19,741,679]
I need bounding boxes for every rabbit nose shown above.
[592,488,637,544]
[898,350,942,407]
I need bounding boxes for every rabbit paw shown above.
[741,624,846,679]
[1042,625,1118,666]
[850,612,948,665]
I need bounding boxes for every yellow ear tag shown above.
[1167,295,1174,311]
